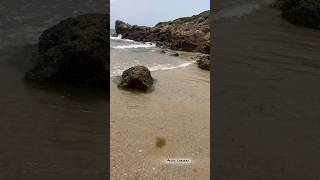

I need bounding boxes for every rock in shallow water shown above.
[25,13,109,89]
[118,66,153,90]
[171,52,180,57]
[196,54,211,71]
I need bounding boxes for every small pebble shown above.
[138,149,142,153]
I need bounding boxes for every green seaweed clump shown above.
[155,137,166,148]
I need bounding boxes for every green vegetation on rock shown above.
[157,10,210,26]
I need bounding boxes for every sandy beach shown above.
[111,64,210,179]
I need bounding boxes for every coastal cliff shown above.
[115,10,210,54]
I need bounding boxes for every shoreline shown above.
[110,34,210,77]
[111,33,210,56]
[110,51,204,78]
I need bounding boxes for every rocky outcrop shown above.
[25,14,109,89]
[196,54,210,70]
[115,11,210,54]
[115,20,131,35]
[273,0,320,29]
[118,66,153,90]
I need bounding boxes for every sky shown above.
[110,0,210,29]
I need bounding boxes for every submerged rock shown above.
[118,66,153,90]
[196,54,211,71]
[115,10,210,54]
[274,0,320,29]
[25,13,109,89]
[171,52,180,57]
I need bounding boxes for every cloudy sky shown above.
[110,0,210,28]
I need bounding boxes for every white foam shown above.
[112,43,156,49]
[110,34,122,40]
[110,34,134,42]
[110,61,195,77]
[148,61,194,71]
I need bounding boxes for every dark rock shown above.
[115,20,131,34]
[25,13,109,89]
[171,52,179,57]
[118,66,153,90]
[122,25,152,40]
[196,55,210,70]
[114,10,210,54]
[274,0,320,29]
[160,49,166,54]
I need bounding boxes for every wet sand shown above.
[111,65,210,179]
[213,2,320,179]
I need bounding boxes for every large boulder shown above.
[115,20,131,35]
[25,13,109,89]
[118,66,153,90]
[275,0,320,29]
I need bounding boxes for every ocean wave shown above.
[112,43,156,49]
[110,34,134,42]
[148,62,194,71]
[110,34,155,49]
[110,34,122,40]
[111,61,195,77]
